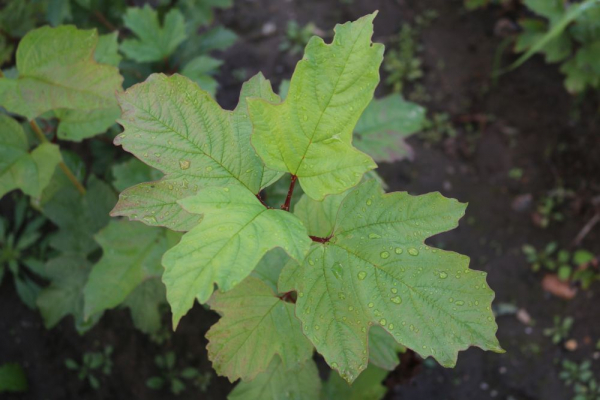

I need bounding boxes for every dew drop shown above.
[368,302,374,308]
[391,296,402,304]
[379,318,387,326]
[408,248,419,256]
[357,271,367,280]
[338,292,346,300]
[455,300,465,306]
[395,248,403,254]
[366,199,372,206]
[439,272,448,279]
[205,166,213,172]
[368,233,381,239]
[332,262,343,279]
[179,159,191,170]
[391,288,398,294]
[380,251,390,259]
[331,362,338,369]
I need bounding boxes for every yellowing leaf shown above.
[112,73,282,231]
[249,14,383,200]
[207,277,312,381]
[0,25,123,120]
[120,5,187,63]
[0,115,61,198]
[162,185,311,327]
[280,180,502,383]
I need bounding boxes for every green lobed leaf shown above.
[280,180,502,383]
[83,220,174,320]
[354,95,425,163]
[120,5,187,63]
[112,158,163,193]
[36,254,102,333]
[251,248,290,293]
[321,364,388,400]
[52,32,123,141]
[0,115,62,199]
[177,0,233,28]
[0,25,123,120]
[249,14,383,200]
[180,55,223,96]
[42,176,116,255]
[111,72,282,231]
[55,107,121,142]
[368,326,405,371]
[122,277,167,334]
[206,276,313,382]
[514,19,572,64]
[95,32,122,67]
[228,357,321,400]
[0,363,28,393]
[162,185,311,327]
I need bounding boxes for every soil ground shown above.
[2,0,599,399]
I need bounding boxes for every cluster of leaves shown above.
[523,242,598,289]
[146,352,212,395]
[543,315,574,344]
[467,0,600,94]
[560,360,600,400]
[0,6,502,398]
[513,0,600,94]
[110,12,501,396]
[0,0,235,337]
[65,346,113,390]
[383,10,437,96]
[280,21,320,56]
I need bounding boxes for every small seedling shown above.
[544,316,574,344]
[279,21,318,56]
[146,352,207,395]
[65,346,113,390]
[560,360,600,400]
[523,243,598,289]
[0,196,50,309]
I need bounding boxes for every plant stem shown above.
[310,235,332,243]
[282,175,297,211]
[29,119,87,196]
[93,10,118,32]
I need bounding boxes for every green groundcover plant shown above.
[466,0,600,94]
[0,9,502,398]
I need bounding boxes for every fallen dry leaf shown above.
[541,274,577,300]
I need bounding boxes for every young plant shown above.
[65,345,113,390]
[111,13,502,395]
[560,360,600,400]
[494,0,600,94]
[543,315,574,344]
[0,196,50,309]
[146,352,206,395]
[280,21,320,56]
[523,243,598,289]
